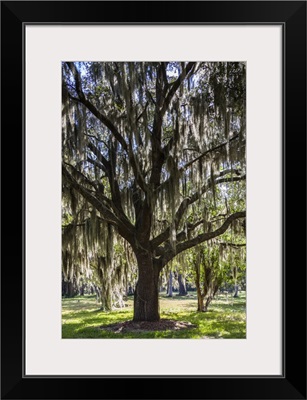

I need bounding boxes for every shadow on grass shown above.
[62,292,246,339]
[160,293,198,300]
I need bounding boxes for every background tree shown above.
[187,229,246,312]
[62,61,246,321]
[62,209,136,309]
[193,242,222,312]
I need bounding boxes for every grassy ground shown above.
[62,291,246,339]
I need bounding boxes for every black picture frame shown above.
[1,1,306,399]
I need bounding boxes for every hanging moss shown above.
[62,61,246,306]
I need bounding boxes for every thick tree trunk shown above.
[233,284,239,298]
[62,275,79,297]
[178,273,187,296]
[79,283,85,296]
[133,252,160,321]
[100,281,112,311]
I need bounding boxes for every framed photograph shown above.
[1,1,306,399]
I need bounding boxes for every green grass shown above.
[62,292,246,339]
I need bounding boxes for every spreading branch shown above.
[159,211,246,268]
[151,173,246,250]
[65,62,148,194]
[159,134,243,195]
[161,62,196,116]
[218,242,246,248]
[62,164,135,244]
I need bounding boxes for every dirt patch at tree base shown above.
[99,319,196,333]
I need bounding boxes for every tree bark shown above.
[63,278,78,297]
[79,283,85,296]
[197,292,204,312]
[178,273,187,296]
[195,276,204,311]
[100,280,112,311]
[203,295,213,312]
[133,252,160,321]
[68,281,75,297]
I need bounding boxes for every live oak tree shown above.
[62,61,246,321]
